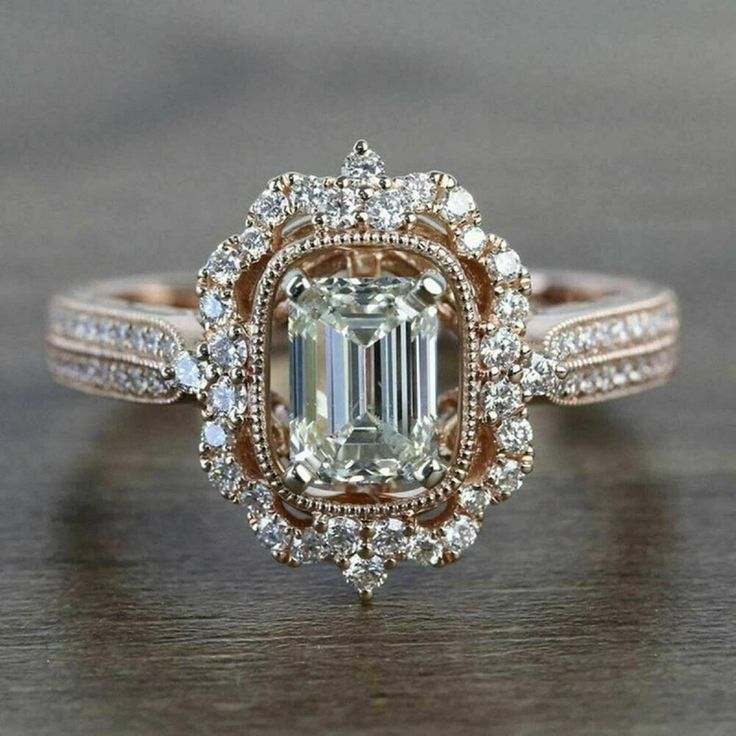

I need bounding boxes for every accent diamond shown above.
[498,418,533,455]
[342,148,386,179]
[441,186,476,222]
[172,351,203,392]
[458,226,487,256]
[407,527,443,565]
[343,553,387,593]
[494,291,529,324]
[251,190,290,228]
[366,190,404,230]
[325,517,363,559]
[488,459,522,496]
[240,226,270,260]
[480,327,521,370]
[442,516,478,555]
[369,518,408,558]
[324,188,360,229]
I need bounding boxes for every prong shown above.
[282,462,314,493]
[282,270,311,302]
[520,454,535,474]
[402,213,418,230]
[358,589,373,604]
[412,271,447,307]
[417,457,446,489]
[160,365,175,381]
[384,559,397,571]
[429,171,456,189]
[508,365,523,384]
[229,367,246,383]
[353,139,370,155]
[555,362,569,380]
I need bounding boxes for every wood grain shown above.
[1,2,735,734]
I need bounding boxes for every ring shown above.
[46,141,680,601]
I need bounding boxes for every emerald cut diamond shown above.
[287,272,445,490]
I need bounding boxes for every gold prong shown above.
[282,462,313,493]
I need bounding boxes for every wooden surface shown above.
[1,2,735,734]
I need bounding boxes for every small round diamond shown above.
[521,353,558,396]
[442,516,478,555]
[457,226,487,257]
[172,351,203,392]
[498,418,533,455]
[366,190,404,230]
[480,327,522,370]
[199,291,229,325]
[324,188,360,229]
[238,483,273,517]
[240,226,270,260]
[325,516,363,558]
[398,173,436,210]
[441,186,476,222]
[290,175,328,212]
[369,518,408,558]
[459,486,492,517]
[255,514,292,552]
[202,420,228,448]
[208,455,243,496]
[487,248,522,282]
[291,527,329,564]
[206,247,241,286]
[494,291,529,324]
[488,459,522,496]
[480,380,523,417]
[250,190,290,228]
[343,554,387,593]
[207,333,248,369]
[342,148,385,179]
[208,376,247,415]
[407,527,444,566]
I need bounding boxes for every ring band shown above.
[46,141,680,600]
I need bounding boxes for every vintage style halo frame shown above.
[47,141,680,600]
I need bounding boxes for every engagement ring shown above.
[46,141,680,600]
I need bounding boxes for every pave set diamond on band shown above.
[46,141,680,599]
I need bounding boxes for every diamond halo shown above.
[175,141,546,599]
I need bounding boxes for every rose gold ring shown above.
[46,141,680,600]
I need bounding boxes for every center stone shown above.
[287,273,444,490]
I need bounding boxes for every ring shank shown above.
[46,270,679,405]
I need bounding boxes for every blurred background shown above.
[1,2,734,735]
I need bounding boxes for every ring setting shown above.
[47,140,680,600]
